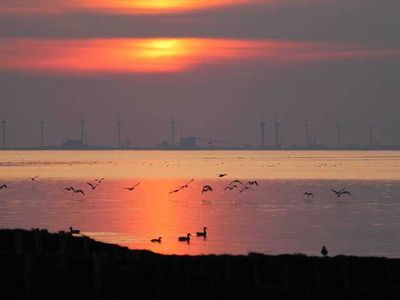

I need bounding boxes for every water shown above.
[1,150,400,257]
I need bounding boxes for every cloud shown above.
[0,0,398,47]
[1,37,399,75]
[0,0,266,14]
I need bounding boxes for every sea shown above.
[1,150,400,257]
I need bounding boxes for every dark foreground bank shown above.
[0,229,399,299]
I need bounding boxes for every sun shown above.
[140,39,185,58]
[135,0,188,10]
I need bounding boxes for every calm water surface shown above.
[1,150,400,257]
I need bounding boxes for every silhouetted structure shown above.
[62,139,86,149]
[369,124,374,147]
[171,115,176,146]
[337,123,341,148]
[260,121,265,148]
[1,119,7,148]
[305,122,310,147]
[179,136,196,147]
[117,117,123,148]
[80,117,86,144]
[274,120,280,148]
[40,120,45,147]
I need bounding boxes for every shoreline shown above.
[0,228,399,299]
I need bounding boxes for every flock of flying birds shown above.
[303,187,352,200]
[0,173,352,200]
[0,173,352,247]
[168,174,260,196]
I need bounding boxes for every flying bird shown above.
[247,181,259,186]
[73,189,85,195]
[64,186,74,191]
[330,188,352,198]
[338,190,352,197]
[202,185,213,194]
[239,186,255,193]
[304,192,314,198]
[86,182,99,190]
[224,185,238,191]
[30,176,39,181]
[229,180,244,186]
[94,178,105,184]
[179,178,194,189]
[169,188,181,194]
[330,188,346,197]
[151,237,162,243]
[218,174,227,178]
[0,184,7,190]
[123,182,140,191]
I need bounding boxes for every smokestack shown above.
[274,120,280,148]
[2,119,7,148]
[260,121,265,148]
[117,117,123,148]
[171,115,176,146]
[40,120,45,147]
[305,122,310,147]
[369,124,374,147]
[80,117,86,143]
[337,123,341,148]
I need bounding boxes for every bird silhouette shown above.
[338,190,352,197]
[229,180,244,186]
[73,189,85,195]
[95,178,105,184]
[224,185,238,191]
[218,174,227,177]
[196,227,207,238]
[178,233,191,243]
[30,176,39,181]
[86,182,99,190]
[239,186,255,193]
[151,237,162,243]
[304,192,314,197]
[64,186,74,191]
[0,184,7,190]
[169,188,181,194]
[123,182,140,191]
[69,226,80,234]
[247,181,259,186]
[321,245,328,257]
[179,178,194,189]
[202,185,213,194]
[330,188,346,197]
[330,188,352,198]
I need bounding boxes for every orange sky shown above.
[0,38,398,75]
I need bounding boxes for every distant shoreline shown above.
[0,147,400,151]
[1,228,399,299]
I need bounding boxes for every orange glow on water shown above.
[1,38,399,75]
[2,151,400,256]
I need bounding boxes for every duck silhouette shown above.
[321,245,328,257]
[178,233,191,243]
[196,227,207,238]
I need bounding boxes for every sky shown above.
[0,0,399,148]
